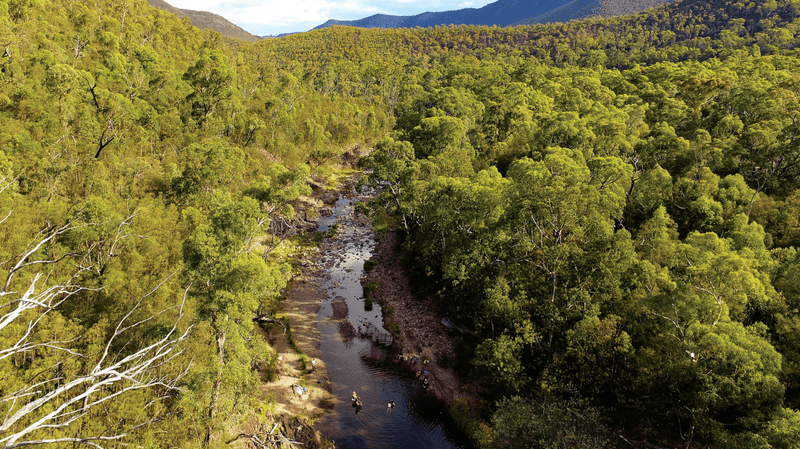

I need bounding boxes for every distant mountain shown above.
[314,0,567,29]
[511,0,602,26]
[314,0,670,30]
[513,0,668,25]
[146,0,260,42]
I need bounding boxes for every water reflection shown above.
[315,194,467,449]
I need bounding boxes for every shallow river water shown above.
[314,192,468,449]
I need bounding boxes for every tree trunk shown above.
[205,312,226,446]
[253,316,287,334]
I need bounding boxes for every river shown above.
[313,189,468,448]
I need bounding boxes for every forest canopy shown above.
[4,0,800,447]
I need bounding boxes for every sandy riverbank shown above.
[234,250,337,449]
[237,172,368,448]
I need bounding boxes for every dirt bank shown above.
[362,229,480,414]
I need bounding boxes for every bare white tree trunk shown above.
[0,177,193,448]
[0,287,192,448]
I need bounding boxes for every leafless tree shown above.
[0,176,192,448]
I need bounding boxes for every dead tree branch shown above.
[253,316,288,335]
[0,178,192,448]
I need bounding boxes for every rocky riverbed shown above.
[361,230,480,415]
[242,166,474,448]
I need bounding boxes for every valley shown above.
[4,0,800,447]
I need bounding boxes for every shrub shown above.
[491,396,608,449]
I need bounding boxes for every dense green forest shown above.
[0,1,387,447]
[4,0,800,447]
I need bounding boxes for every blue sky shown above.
[163,0,493,36]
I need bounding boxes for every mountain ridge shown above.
[314,0,669,30]
[146,0,260,42]
[314,0,567,30]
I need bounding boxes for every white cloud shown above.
[162,0,492,35]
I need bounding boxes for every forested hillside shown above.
[4,0,800,447]
[351,0,800,446]
[146,0,261,42]
[0,0,388,446]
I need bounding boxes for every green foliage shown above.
[182,48,234,127]
[764,408,800,449]
[243,164,311,215]
[171,140,245,201]
[448,398,493,449]
[349,3,800,444]
[9,0,800,445]
[363,280,380,311]
[490,396,608,449]
[473,335,529,395]
[280,316,303,355]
